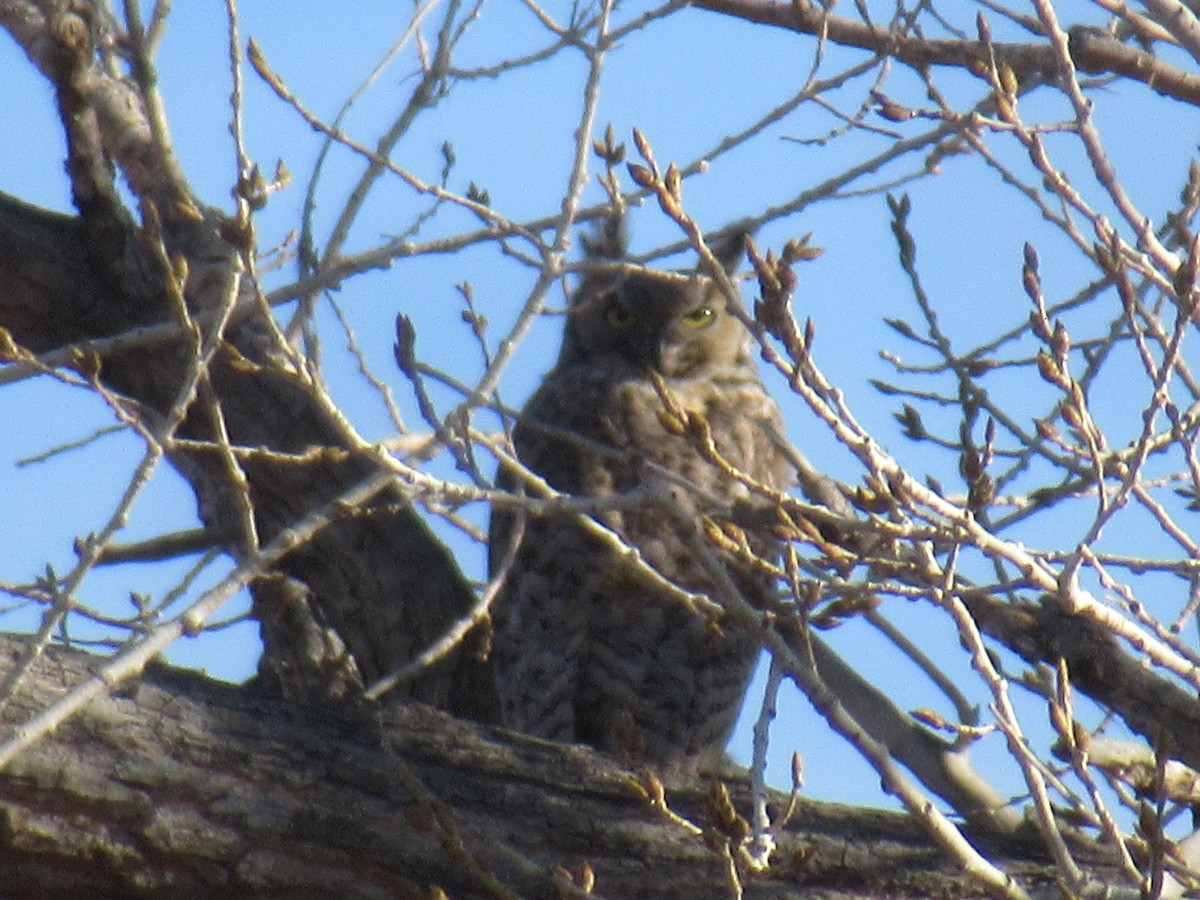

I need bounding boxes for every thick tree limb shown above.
[0,0,494,717]
[0,187,492,718]
[0,636,1120,899]
[691,0,1200,106]
[964,589,1200,774]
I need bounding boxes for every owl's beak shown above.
[651,337,673,373]
[655,339,690,377]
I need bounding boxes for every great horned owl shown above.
[489,227,789,772]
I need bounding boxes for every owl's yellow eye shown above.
[605,304,636,329]
[682,306,716,328]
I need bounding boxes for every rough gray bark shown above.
[0,635,1107,899]
[0,0,494,718]
[0,190,494,718]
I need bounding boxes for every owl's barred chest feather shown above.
[526,361,786,600]
[515,363,784,506]
[494,361,787,766]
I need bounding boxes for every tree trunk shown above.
[0,635,1108,899]
[0,188,494,718]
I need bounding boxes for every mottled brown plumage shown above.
[489,231,789,771]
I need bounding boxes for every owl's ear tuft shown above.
[575,209,627,308]
[582,207,628,260]
[706,222,753,276]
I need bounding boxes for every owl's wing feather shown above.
[489,371,610,741]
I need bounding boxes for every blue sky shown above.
[2,1,1197,816]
